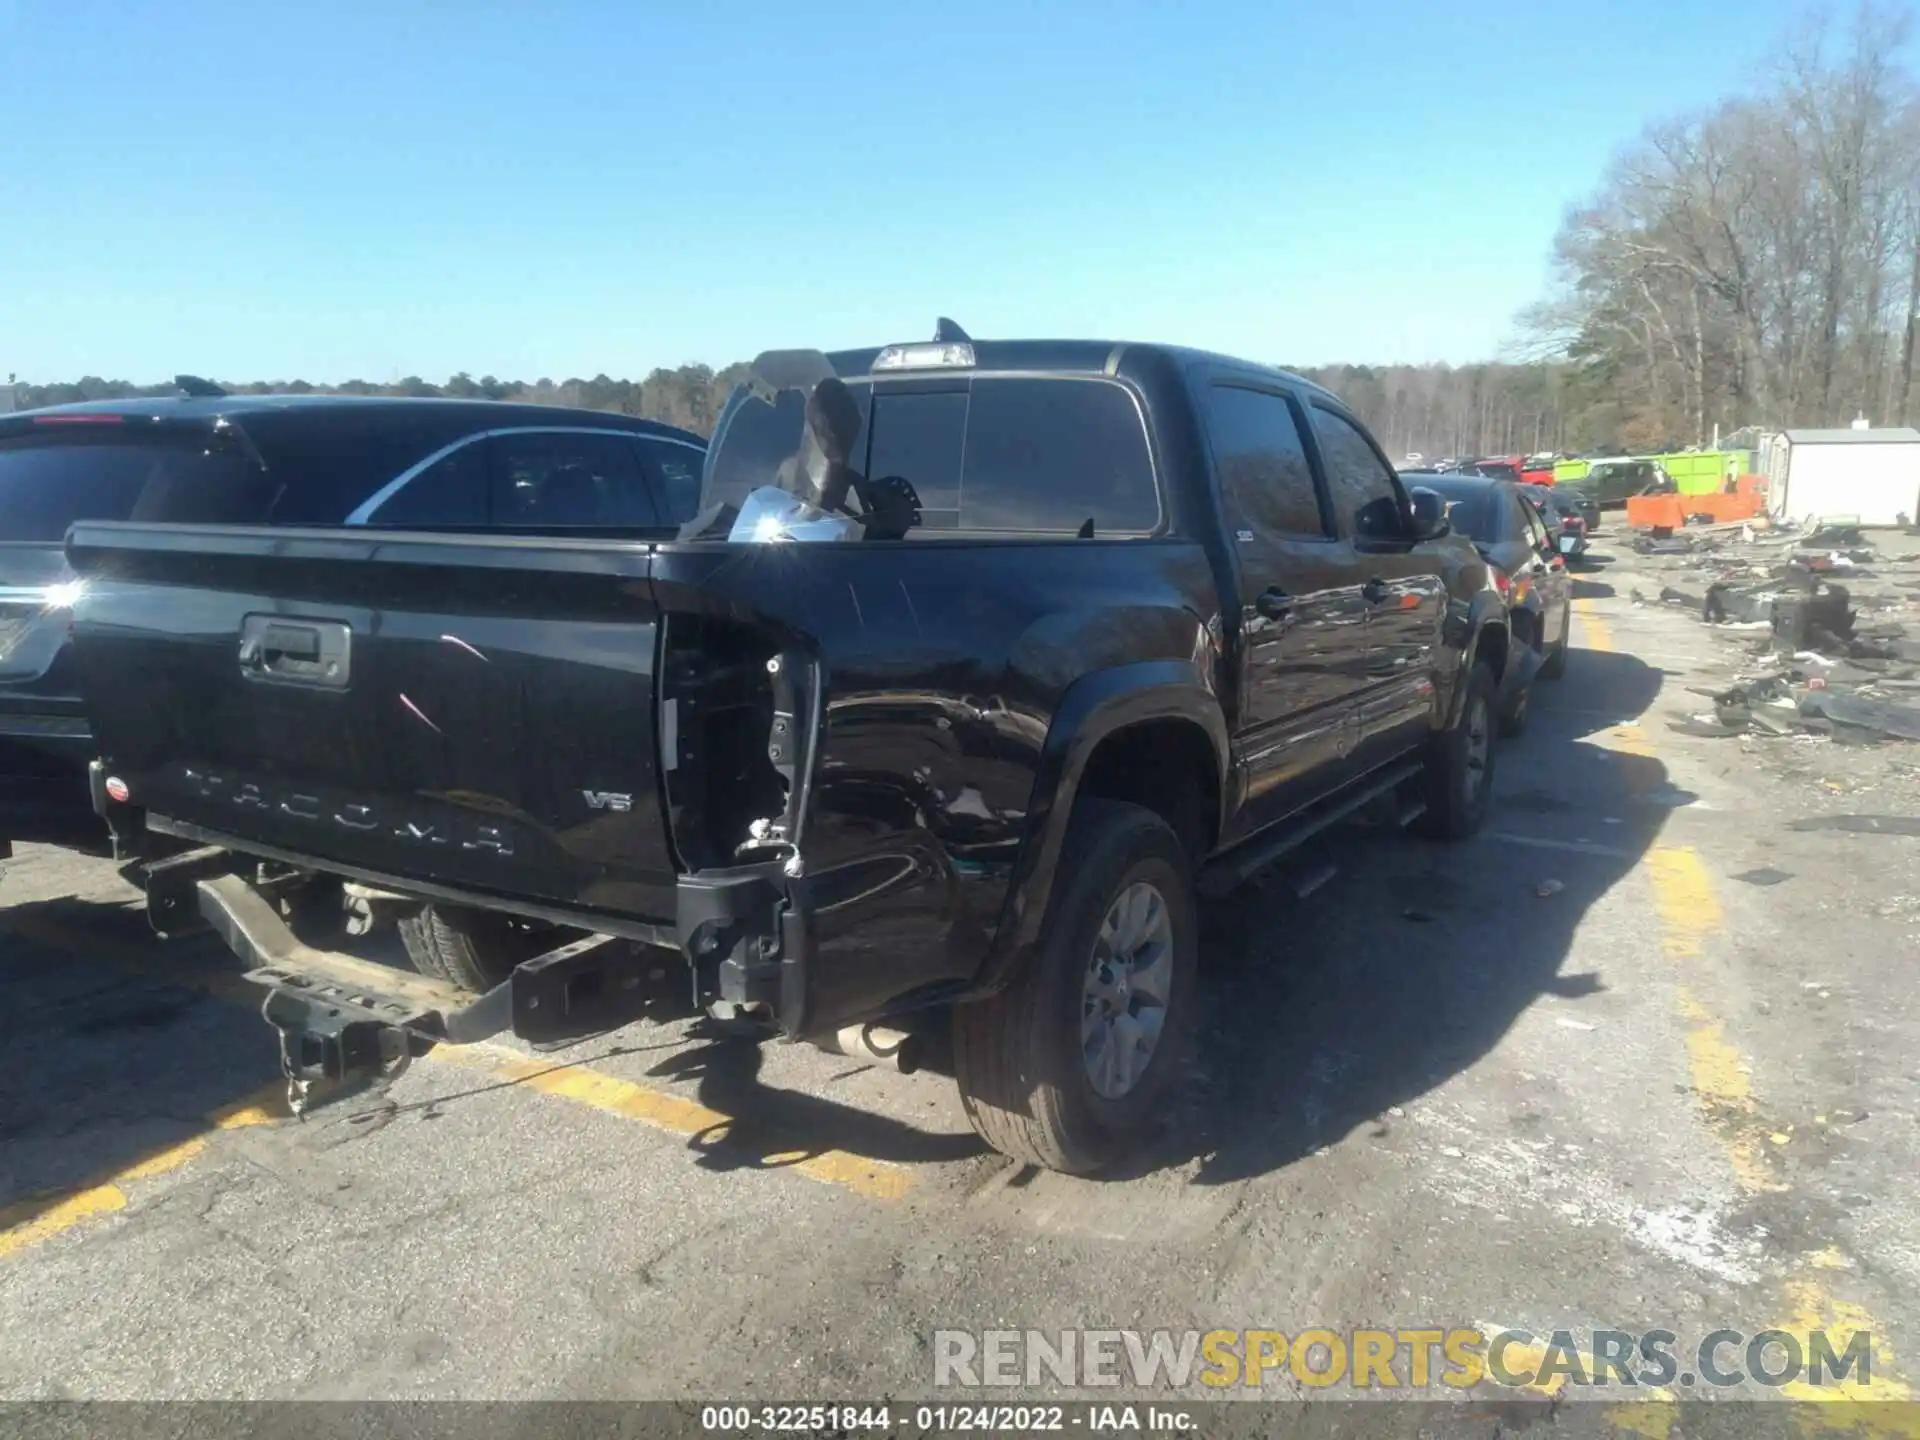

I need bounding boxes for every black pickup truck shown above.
[64,330,1518,1173]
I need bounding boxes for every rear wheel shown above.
[952,799,1197,1174]
[398,904,562,992]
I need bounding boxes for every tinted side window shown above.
[250,412,474,523]
[491,431,658,528]
[958,379,1157,533]
[1310,407,1405,539]
[637,439,703,523]
[646,441,704,522]
[0,432,271,540]
[864,378,1158,534]
[1520,496,1551,549]
[865,389,967,526]
[364,440,489,526]
[1205,385,1328,538]
[1434,488,1498,541]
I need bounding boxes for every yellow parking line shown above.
[432,1044,914,1202]
[0,1085,285,1260]
[2,910,915,1211]
[1575,598,1914,1428]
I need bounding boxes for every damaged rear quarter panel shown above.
[649,537,1219,1032]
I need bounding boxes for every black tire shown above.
[1413,659,1498,841]
[952,799,1197,1174]
[398,904,560,992]
[1540,605,1570,680]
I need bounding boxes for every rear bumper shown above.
[0,765,103,854]
[0,695,92,760]
[142,833,815,1083]
[193,871,648,1080]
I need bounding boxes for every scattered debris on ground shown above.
[1625,517,1920,744]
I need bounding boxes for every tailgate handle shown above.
[260,624,320,661]
[238,615,351,689]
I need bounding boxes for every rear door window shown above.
[361,439,490,526]
[1519,495,1552,550]
[491,430,660,528]
[864,377,1158,534]
[636,438,704,524]
[248,410,479,523]
[1433,488,1498,540]
[0,427,272,540]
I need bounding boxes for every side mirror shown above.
[1409,487,1451,541]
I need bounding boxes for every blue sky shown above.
[0,0,1814,382]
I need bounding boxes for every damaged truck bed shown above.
[63,331,1515,1172]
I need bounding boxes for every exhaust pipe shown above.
[815,1024,924,1075]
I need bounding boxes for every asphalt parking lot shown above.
[3,540,1919,1416]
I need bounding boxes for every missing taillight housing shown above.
[658,615,815,872]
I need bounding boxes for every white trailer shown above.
[1767,427,1920,527]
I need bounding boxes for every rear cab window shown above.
[864,376,1159,535]
[704,373,1160,537]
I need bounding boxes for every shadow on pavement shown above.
[1156,644,1674,1186]
[645,1023,988,1171]
[0,887,983,1224]
[0,896,278,1226]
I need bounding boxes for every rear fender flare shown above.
[979,660,1227,992]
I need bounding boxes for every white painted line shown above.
[1485,832,1639,860]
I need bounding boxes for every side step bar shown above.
[195,874,652,1088]
[1198,758,1425,899]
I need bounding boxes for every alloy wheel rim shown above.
[1081,881,1174,1100]
[1464,695,1491,798]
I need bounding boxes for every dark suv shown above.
[0,392,705,854]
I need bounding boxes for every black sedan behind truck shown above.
[0,391,706,858]
[1401,472,1571,737]
[64,329,1516,1173]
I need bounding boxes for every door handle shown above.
[1255,587,1292,620]
[1361,577,1391,605]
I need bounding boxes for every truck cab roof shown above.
[821,338,1342,405]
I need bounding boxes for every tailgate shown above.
[66,523,675,919]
